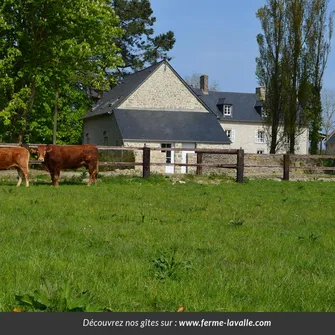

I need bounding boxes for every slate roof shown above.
[113,109,230,144]
[82,61,164,119]
[83,60,213,119]
[326,131,335,144]
[191,88,263,122]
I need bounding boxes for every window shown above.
[258,131,265,143]
[255,130,265,144]
[261,107,268,119]
[85,133,90,144]
[103,136,108,146]
[102,131,108,146]
[224,105,232,116]
[257,150,264,154]
[161,143,172,163]
[225,129,235,143]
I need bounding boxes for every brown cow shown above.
[35,144,99,187]
[0,147,30,187]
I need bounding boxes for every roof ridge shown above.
[122,59,165,80]
[208,91,256,95]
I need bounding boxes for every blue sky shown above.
[150,0,335,93]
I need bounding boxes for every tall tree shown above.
[110,0,176,83]
[256,0,286,153]
[256,0,333,154]
[0,0,123,143]
[184,73,220,91]
[306,0,334,153]
[283,0,306,154]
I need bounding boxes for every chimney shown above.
[200,75,209,94]
[256,86,266,100]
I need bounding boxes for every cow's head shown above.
[36,145,52,162]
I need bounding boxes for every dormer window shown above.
[261,108,269,119]
[224,105,232,116]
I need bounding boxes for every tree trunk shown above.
[270,123,278,154]
[19,80,36,144]
[53,90,59,144]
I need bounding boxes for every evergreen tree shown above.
[111,0,176,81]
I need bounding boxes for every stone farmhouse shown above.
[82,59,309,173]
[82,60,230,174]
[192,79,308,155]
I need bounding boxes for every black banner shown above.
[0,312,333,335]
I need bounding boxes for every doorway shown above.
[181,143,196,174]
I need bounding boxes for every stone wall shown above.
[123,141,165,174]
[119,63,207,111]
[187,152,335,179]
[113,143,335,180]
[123,142,230,174]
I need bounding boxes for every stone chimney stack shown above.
[200,75,209,94]
[256,86,266,100]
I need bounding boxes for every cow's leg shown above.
[93,161,98,185]
[15,167,23,187]
[48,168,56,186]
[87,163,98,186]
[87,169,92,187]
[53,169,60,187]
[20,166,30,187]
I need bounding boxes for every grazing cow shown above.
[35,144,99,187]
[0,147,30,187]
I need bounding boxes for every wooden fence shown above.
[1,143,335,182]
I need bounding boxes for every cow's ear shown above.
[30,147,37,153]
[46,147,52,152]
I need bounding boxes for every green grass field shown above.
[0,174,334,312]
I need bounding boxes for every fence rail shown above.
[1,144,335,182]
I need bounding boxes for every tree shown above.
[321,88,335,140]
[184,73,220,91]
[306,0,334,154]
[283,0,307,154]
[0,0,123,143]
[110,0,176,83]
[255,0,334,154]
[256,0,286,153]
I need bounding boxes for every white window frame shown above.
[161,143,172,163]
[225,129,235,143]
[255,130,265,144]
[224,105,232,116]
[257,150,264,154]
[261,107,268,119]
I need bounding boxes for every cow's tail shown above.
[93,154,99,184]
[24,147,30,187]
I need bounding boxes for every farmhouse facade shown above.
[193,77,309,155]
[82,60,230,174]
[83,59,309,174]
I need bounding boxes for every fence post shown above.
[236,149,244,183]
[283,153,290,181]
[196,152,203,175]
[142,145,150,178]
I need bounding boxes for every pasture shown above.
[0,174,334,312]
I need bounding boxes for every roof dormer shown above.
[216,98,233,117]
